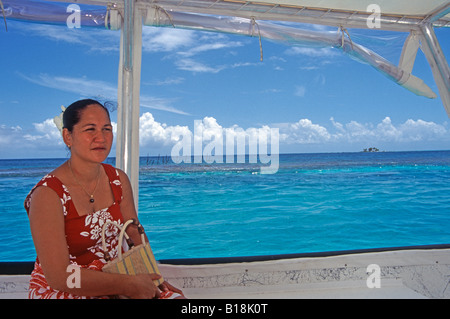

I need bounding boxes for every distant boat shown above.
[363,147,380,152]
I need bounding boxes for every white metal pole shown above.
[116,0,142,209]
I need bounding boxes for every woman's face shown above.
[64,104,113,163]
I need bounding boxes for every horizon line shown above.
[1,149,450,161]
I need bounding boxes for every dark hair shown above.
[63,99,110,132]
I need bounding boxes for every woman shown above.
[24,99,183,299]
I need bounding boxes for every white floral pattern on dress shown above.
[80,209,122,261]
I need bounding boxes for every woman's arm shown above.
[117,169,185,297]
[28,185,161,298]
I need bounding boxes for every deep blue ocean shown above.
[1,150,449,262]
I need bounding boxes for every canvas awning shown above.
[4,1,449,29]
[4,1,449,103]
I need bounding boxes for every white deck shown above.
[1,248,449,299]
[160,248,449,299]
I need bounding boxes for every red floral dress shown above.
[24,163,124,299]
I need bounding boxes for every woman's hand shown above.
[125,273,162,299]
[159,280,185,297]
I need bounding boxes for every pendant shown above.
[90,196,95,203]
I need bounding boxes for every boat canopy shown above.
[2,0,450,206]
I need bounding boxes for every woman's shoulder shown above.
[101,163,130,182]
[24,173,67,213]
[101,163,119,175]
[101,163,123,182]
[32,173,66,193]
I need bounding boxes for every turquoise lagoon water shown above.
[1,151,449,261]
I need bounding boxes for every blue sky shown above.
[0,8,449,159]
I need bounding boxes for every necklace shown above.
[68,160,101,204]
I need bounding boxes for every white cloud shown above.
[344,120,375,140]
[141,28,248,74]
[327,117,448,144]
[16,19,241,61]
[27,118,63,143]
[398,118,447,142]
[1,114,448,158]
[174,58,225,73]
[18,20,254,78]
[140,96,190,115]
[376,117,399,141]
[271,116,450,152]
[178,40,243,57]
[139,112,190,146]
[0,121,64,158]
[139,114,281,158]
[278,119,331,144]
[135,114,449,154]
[18,23,119,53]
[285,47,339,58]
[142,28,195,52]
[18,73,188,115]
[145,77,185,86]
[18,73,117,99]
